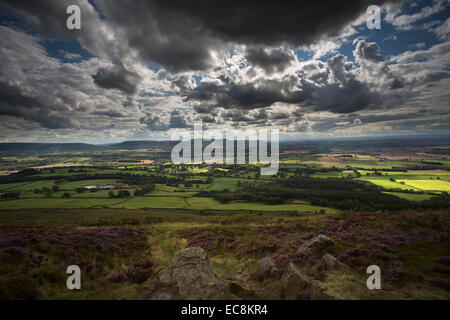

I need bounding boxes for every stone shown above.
[311,280,334,300]
[297,234,334,254]
[227,281,261,299]
[322,253,343,270]
[150,247,231,300]
[283,263,313,300]
[258,257,278,280]
[158,269,172,283]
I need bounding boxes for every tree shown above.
[140,183,155,195]
[118,190,131,198]
[1,192,20,199]
[134,189,142,197]
[52,185,60,192]
[108,191,116,198]
[62,192,71,198]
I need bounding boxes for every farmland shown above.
[0,137,449,300]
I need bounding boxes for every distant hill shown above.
[0,136,449,156]
[106,140,176,150]
[0,143,100,155]
[0,141,176,155]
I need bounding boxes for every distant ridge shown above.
[0,135,449,156]
[0,141,176,155]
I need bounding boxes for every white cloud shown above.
[385,0,449,31]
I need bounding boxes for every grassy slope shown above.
[0,208,448,300]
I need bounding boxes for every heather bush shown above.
[431,278,450,291]
[437,256,450,267]
[0,275,39,300]
[107,271,128,283]
[107,259,154,285]
[186,231,235,253]
[0,226,149,292]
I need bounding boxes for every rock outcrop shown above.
[322,253,343,270]
[258,257,279,280]
[282,263,333,300]
[297,234,334,254]
[150,247,231,300]
[283,263,313,299]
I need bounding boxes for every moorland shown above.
[0,137,449,299]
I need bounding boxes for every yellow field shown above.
[397,180,450,192]
[363,179,420,191]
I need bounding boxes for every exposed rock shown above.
[297,234,334,254]
[280,263,334,300]
[258,257,279,280]
[148,281,181,300]
[158,269,172,283]
[227,281,262,299]
[282,263,313,299]
[150,247,232,300]
[322,253,343,270]
[311,280,334,300]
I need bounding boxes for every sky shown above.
[0,0,449,143]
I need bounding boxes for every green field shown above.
[361,179,420,191]
[310,172,341,178]
[0,198,127,209]
[397,180,450,192]
[0,180,57,191]
[186,197,338,213]
[384,192,434,201]
[58,179,118,190]
[112,196,187,209]
[207,177,249,191]
[0,195,338,213]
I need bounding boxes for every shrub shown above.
[0,276,39,300]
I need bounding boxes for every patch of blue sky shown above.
[146,62,161,73]
[295,1,448,64]
[87,0,106,20]
[192,75,202,85]
[40,38,94,63]
[294,49,315,62]
[1,5,93,63]
[0,5,32,32]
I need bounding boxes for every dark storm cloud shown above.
[92,65,141,95]
[172,75,197,92]
[354,40,386,63]
[3,0,400,74]
[1,0,123,60]
[169,110,188,129]
[140,114,169,131]
[187,77,306,113]
[354,40,405,91]
[186,52,380,115]
[93,0,400,72]
[244,47,294,73]
[140,110,189,131]
[302,53,380,113]
[91,109,125,118]
[301,79,379,114]
[0,81,74,129]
